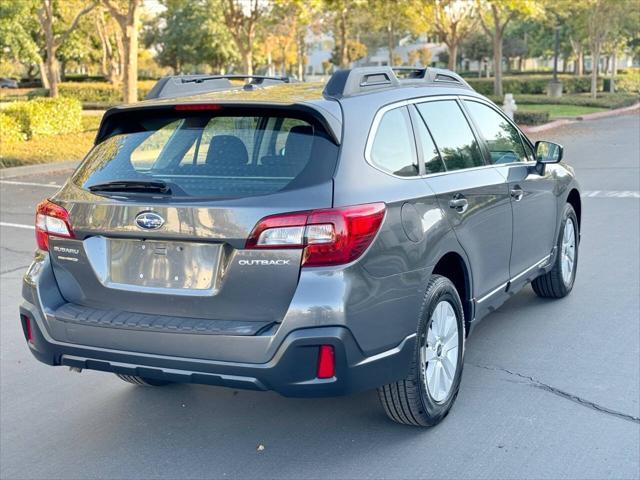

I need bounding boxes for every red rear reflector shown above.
[35,199,74,251]
[246,203,385,267]
[317,345,335,379]
[174,104,224,111]
[21,314,33,343]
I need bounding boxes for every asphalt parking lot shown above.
[1,113,638,480]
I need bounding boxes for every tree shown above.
[460,31,491,76]
[96,7,123,83]
[368,0,412,66]
[222,0,268,75]
[583,0,628,98]
[323,0,365,68]
[408,46,432,66]
[270,0,322,79]
[36,0,96,96]
[330,39,367,66]
[102,0,142,103]
[416,0,477,71]
[0,0,42,81]
[477,0,541,96]
[147,0,236,74]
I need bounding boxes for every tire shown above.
[378,275,465,427]
[532,203,579,299]
[115,374,171,386]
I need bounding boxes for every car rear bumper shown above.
[19,300,415,397]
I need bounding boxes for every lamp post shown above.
[548,24,563,97]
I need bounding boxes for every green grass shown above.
[0,114,101,168]
[518,104,608,119]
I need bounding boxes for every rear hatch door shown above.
[48,106,339,328]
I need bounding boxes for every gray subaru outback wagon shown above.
[21,67,581,426]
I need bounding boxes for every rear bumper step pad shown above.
[53,303,272,336]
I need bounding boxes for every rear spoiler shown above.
[95,102,342,145]
[145,75,296,99]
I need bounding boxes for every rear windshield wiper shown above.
[88,180,172,195]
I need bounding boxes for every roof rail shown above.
[323,66,472,98]
[145,74,296,100]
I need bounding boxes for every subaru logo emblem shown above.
[135,211,165,230]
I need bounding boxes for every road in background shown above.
[1,114,638,479]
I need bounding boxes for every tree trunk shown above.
[493,33,503,97]
[577,51,584,75]
[590,45,600,99]
[244,50,253,76]
[609,49,616,93]
[297,32,305,80]
[339,7,348,68]
[38,60,50,89]
[387,21,394,66]
[45,45,59,97]
[115,27,125,82]
[122,16,138,104]
[447,43,457,71]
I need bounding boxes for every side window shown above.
[416,100,484,171]
[369,107,418,177]
[464,100,527,164]
[411,106,446,174]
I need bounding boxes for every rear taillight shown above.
[35,200,74,251]
[246,203,385,267]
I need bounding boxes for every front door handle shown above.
[449,197,468,213]
[510,187,524,201]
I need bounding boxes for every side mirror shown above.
[534,141,564,164]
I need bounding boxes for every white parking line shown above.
[583,190,640,198]
[0,180,62,188]
[0,222,35,230]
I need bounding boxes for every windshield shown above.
[73,111,338,199]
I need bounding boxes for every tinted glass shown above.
[370,107,418,177]
[416,100,484,171]
[464,100,527,164]
[74,113,337,199]
[411,106,445,174]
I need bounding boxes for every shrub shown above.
[57,81,155,104]
[514,110,550,126]
[467,75,595,96]
[603,72,640,94]
[3,97,82,139]
[0,112,26,144]
[487,92,639,109]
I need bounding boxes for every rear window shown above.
[73,110,338,200]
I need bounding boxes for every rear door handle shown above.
[449,197,468,212]
[510,187,524,201]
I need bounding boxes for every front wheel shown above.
[378,275,465,427]
[532,203,579,298]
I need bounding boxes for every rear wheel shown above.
[378,275,465,427]
[532,203,579,298]
[115,374,171,386]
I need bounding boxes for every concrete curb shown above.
[520,102,640,134]
[0,160,78,179]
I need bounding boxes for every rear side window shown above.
[73,111,338,200]
[369,107,418,177]
[463,100,527,164]
[411,106,446,175]
[416,100,484,171]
